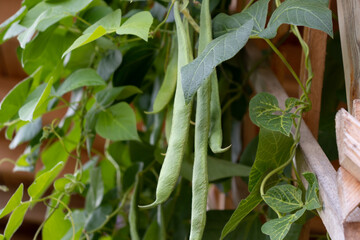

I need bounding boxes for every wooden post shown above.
[299,27,328,138]
[337,0,360,112]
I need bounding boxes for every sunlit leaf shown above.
[116,11,153,41]
[4,202,30,240]
[28,162,64,201]
[0,184,23,219]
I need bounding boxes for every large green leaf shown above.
[63,10,121,56]
[18,0,93,47]
[95,102,139,141]
[4,202,30,240]
[220,181,263,239]
[116,11,153,41]
[0,184,23,219]
[9,118,42,149]
[261,208,306,240]
[259,0,333,39]
[28,162,64,201]
[303,172,321,210]
[263,184,303,213]
[0,77,32,124]
[248,128,294,192]
[19,79,53,122]
[213,0,270,37]
[249,92,296,136]
[21,0,92,28]
[180,19,253,103]
[56,68,105,96]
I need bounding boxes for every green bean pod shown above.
[190,0,211,239]
[149,36,178,114]
[209,72,231,153]
[140,1,193,209]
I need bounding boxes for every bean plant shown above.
[0,0,333,239]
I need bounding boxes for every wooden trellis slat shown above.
[337,0,360,112]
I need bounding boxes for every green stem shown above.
[150,0,175,37]
[181,8,200,33]
[264,39,308,100]
[104,139,122,195]
[243,0,255,11]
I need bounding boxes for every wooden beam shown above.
[246,43,346,240]
[336,109,360,183]
[337,0,360,112]
[299,27,328,138]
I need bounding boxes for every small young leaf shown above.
[19,79,53,122]
[249,128,294,192]
[95,102,139,141]
[261,208,306,240]
[28,162,64,201]
[303,172,321,210]
[56,68,105,96]
[116,11,153,41]
[0,184,23,219]
[259,0,333,39]
[263,184,303,213]
[180,19,253,103]
[4,202,30,240]
[213,0,270,37]
[249,92,294,136]
[9,118,42,149]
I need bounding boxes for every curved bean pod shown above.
[140,1,193,209]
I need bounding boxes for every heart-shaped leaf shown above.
[249,92,295,136]
[264,184,303,213]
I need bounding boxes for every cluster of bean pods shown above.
[141,1,228,239]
